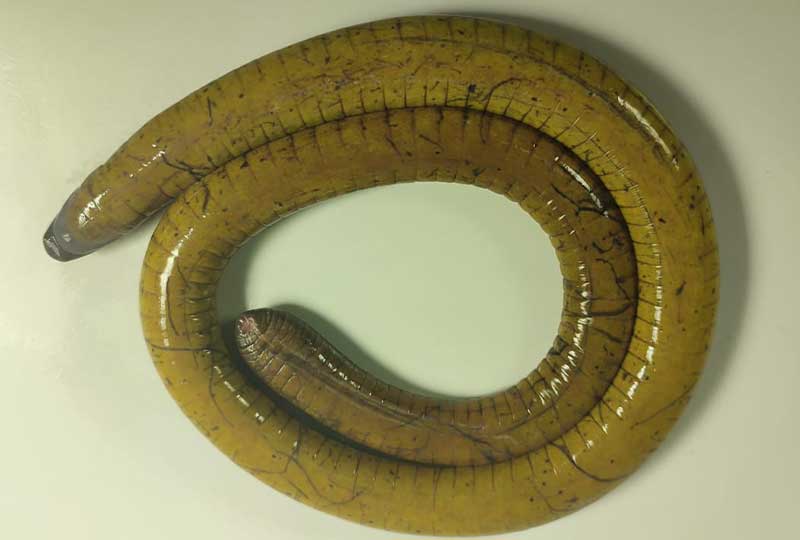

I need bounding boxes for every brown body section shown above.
[46,17,718,536]
[232,108,638,467]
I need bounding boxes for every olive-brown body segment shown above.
[231,109,639,468]
[44,16,718,535]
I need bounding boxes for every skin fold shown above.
[43,16,719,536]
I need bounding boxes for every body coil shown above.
[44,16,718,535]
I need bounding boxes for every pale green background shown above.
[1,1,797,538]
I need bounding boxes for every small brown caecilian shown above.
[43,16,718,536]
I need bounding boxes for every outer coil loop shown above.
[44,17,718,535]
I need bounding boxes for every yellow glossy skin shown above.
[43,17,719,535]
[231,112,639,468]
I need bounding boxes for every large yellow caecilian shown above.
[43,16,718,536]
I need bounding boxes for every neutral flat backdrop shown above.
[1,1,797,539]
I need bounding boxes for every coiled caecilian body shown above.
[43,16,718,536]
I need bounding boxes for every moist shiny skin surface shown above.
[43,16,719,536]
[231,114,639,468]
